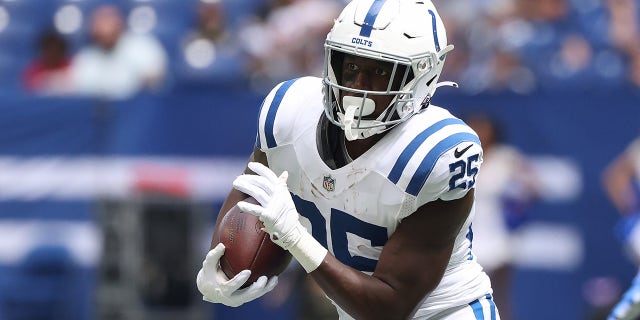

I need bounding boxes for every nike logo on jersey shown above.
[454,144,472,158]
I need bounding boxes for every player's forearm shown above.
[310,254,435,320]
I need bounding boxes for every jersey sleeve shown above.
[255,77,322,151]
[416,141,483,207]
[383,111,483,219]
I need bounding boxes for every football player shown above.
[604,136,640,320]
[197,0,499,319]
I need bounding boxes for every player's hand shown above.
[233,162,305,250]
[233,162,328,273]
[196,243,278,307]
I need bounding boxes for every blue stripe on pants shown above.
[469,294,497,320]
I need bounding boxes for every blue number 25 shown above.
[448,154,479,191]
[292,194,388,272]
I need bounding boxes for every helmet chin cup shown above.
[338,97,384,141]
[341,105,361,141]
[342,96,375,117]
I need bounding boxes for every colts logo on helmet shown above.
[352,37,373,47]
[323,175,336,192]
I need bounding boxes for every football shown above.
[217,197,292,288]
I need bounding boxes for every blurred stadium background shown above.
[0,0,639,319]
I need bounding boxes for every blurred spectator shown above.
[503,0,596,89]
[69,4,168,100]
[628,50,640,88]
[603,136,640,320]
[237,0,341,91]
[191,1,227,43]
[467,113,540,320]
[438,0,624,92]
[606,0,639,56]
[177,0,249,87]
[22,29,73,95]
[606,0,640,88]
[439,0,539,93]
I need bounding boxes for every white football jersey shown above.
[255,77,493,319]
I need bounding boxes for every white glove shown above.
[233,162,328,273]
[196,243,278,307]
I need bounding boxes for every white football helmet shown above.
[323,0,455,140]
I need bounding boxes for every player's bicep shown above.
[373,191,474,306]
[245,146,269,173]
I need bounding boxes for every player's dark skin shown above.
[211,55,474,319]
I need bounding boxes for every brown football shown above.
[217,197,292,288]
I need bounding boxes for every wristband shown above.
[280,224,328,273]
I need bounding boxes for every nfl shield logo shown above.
[322,175,335,192]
